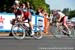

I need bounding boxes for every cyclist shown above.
[18,3,34,36]
[9,0,22,36]
[52,10,71,36]
[10,2,34,36]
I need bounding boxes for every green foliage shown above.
[68,10,75,19]
[0,0,50,14]
[0,0,14,13]
[62,8,70,16]
[62,8,75,19]
[20,0,50,13]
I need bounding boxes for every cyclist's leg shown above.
[28,14,34,36]
[56,22,60,31]
[23,11,34,36]
[63,16,71,34]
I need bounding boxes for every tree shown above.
[20,0,50,13]
[0,0,50,14]
[62,8,75,19]
[0,0,15,12]
[62,8,70,16]
[68,10,75,19]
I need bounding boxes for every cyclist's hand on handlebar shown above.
[57,20,60,23]
[17,18,23,23]
[56,22,59,25]
[56,20,60,25]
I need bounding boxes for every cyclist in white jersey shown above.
[53,10,71,35]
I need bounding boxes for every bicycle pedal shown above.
[29,35,33,37]
[63,32,67,35]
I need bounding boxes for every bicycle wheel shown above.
[62,26,72,38]
[11,24,25,40]
[69,27,75,38]
[33,27,43,39]
[52,25,63,38]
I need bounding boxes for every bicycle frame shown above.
[20,23,29,31]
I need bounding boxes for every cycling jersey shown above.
[15,9,22,15]
[57,12,65,18]
[23,11,31,22]
[20,8,31,22]
[58,12,66,22]
[54,11,66,23]
[12,5,22,16]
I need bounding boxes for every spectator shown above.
[49,14,53,25]
[39,9,45,16]
[24,2,35,15]
[26,1,30,9]
[29,6,35,15]
[44,12,49,34]
[36,7,43,15]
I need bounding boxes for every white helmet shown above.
[52,10,58,15]
[15,0,20,4]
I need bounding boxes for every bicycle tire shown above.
[52,25,63,38]
[62,26,72,38]
[69,27,75,38]
[33,27,43,39]
[11,24,25,40]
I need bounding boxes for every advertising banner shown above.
[0,13,44,32]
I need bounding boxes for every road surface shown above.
[0,25,75,50]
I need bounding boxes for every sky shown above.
[45,0,75,11]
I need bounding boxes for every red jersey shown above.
[23,11,31,21]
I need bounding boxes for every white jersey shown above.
[57,12,65,18]
[39,13,44,16]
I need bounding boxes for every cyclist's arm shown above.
[18,10,24,21]
[58,14,62,22]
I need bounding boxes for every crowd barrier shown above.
[0,13,46,32]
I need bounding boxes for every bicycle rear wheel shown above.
[11,24,25,40]
[52,25,63,38]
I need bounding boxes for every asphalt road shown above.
[0,36,74,50]
[0,25,75,50]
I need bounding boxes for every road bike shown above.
[10,19,43,40]
[52,22,75,38]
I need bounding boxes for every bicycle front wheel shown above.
[11,24,25,40]
[69,26,75,38]
[33,27,43,39]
